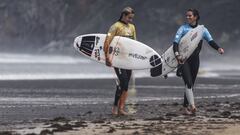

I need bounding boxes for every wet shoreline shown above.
[0,76,239,134]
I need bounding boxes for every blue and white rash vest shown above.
[173,23,213,44]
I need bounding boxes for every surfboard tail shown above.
[150,64,162,77]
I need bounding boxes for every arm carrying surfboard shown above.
[150,25,205,77]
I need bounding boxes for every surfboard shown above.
[150,25,205,77]
[74,34,161,69]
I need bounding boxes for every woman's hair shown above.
[119,7,134,21]
[187,8,200,21]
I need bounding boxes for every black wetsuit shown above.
[113,68,132,106]
[178,40,202,107]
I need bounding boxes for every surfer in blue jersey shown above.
[173,9,224,115]
[104,7,136,115]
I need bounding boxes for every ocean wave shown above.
[1,94,239,107]
[0,53,90,64]
[0,73,115,80]
[0,71,225,80]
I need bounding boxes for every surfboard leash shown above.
[109,36,122,64]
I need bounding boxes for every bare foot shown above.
[190,105,197,114]
[181,107,192,115]
[112,106,118,115]
[118,109,128,115]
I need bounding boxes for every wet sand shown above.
[0,76,239,135]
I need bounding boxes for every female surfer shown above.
[173,9,224,115]
[104,7,136,115]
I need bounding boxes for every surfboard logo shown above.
[166,56,170,62]
[108,46,120,56]
[113,47,120,56]
[79,36,95,57]
[191,32,198,41]
[150,55,161,66]
[94,49,100,61]
[182,46,189,53]
[96,36,100,46]
[164,55,176,66]
[129,53,147,60]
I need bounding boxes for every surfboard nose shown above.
[73,36,82,50]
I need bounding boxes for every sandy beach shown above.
[0,76,239,135]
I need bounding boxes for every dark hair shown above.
[187,8,200,21]
[119,7,134,21]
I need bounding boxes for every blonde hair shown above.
[119,7,134,20]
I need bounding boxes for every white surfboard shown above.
[151,25,205,77]
[74,34,161,69]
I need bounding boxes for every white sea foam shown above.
[0,53,238,80]
[0,53,90,64]
[0,69,229,80]
[0,73,115,80]
[0,93,239,108]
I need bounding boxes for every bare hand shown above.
[218,48,224,54]
[176,55,184,64]
[105,57,112,67]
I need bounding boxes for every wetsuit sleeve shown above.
[104,24,118,56]
[173,26,184,55]
[208,40,220,50]
[203,27,220,50]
